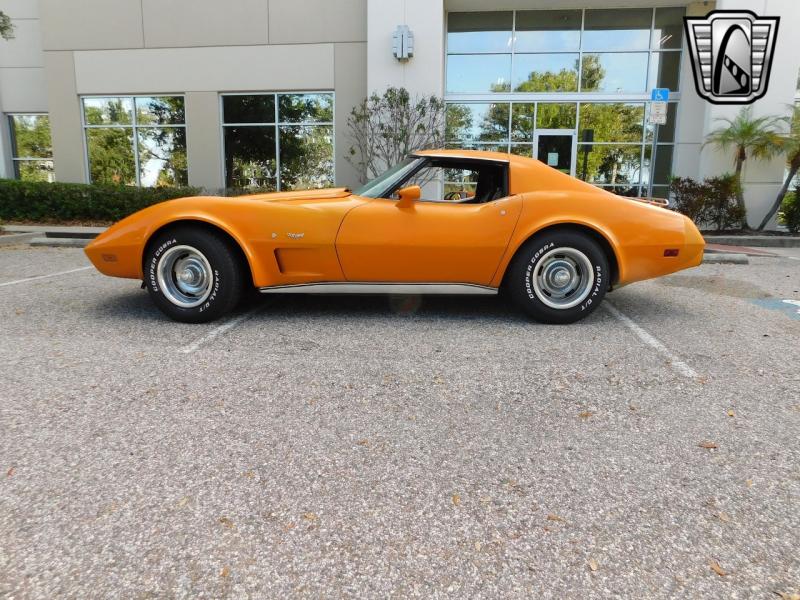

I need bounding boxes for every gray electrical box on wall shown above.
[392,25,414,61]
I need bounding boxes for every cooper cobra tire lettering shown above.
[524,242,554,300]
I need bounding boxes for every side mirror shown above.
[396,185,420,208]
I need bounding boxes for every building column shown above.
[43,51,87,184]
[185,91,224,193]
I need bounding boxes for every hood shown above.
[242,187,352,203]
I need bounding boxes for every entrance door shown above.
[534,129,576,176]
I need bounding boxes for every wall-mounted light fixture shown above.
[392,25,414,61]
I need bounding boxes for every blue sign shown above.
[651,88,670,101]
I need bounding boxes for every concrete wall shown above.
[367,0,444,96]
[0,0,47,177]
[32,0,367,189]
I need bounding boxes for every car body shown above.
[85,149,705,323]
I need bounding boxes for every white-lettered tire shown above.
[144,226,245,323]
[507,230,609,324]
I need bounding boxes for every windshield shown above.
[352,157,423,198]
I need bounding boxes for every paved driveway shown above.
[1,246,799,598]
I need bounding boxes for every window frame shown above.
[219,91,335,192]
[80,94,187,187]
[8,113,54,182]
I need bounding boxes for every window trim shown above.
[218,91,336,192]
[79,94,187,187]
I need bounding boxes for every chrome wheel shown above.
[531,247,594,310]
[156,245,214,308]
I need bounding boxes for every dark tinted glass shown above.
[223,95,275,124]
[514,10,581,52]
[224,125,277,190]
[653,7,685,49]
[649,51,681,91]
[447,12,513,54]
[278,93,333,123]
[583,9,652,51]
[136,96,185,125]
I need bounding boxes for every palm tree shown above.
[757,105,800,231]
[703,107,783,227]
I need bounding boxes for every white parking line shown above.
[604,301,699,379]
[0,266,93,288]
[179,307,261,354]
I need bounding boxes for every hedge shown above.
[0,179,201,223]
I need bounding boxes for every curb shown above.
[0,232,37,246]
[702,252,749,265]
[704,235,800,248]
[29,237,90,248]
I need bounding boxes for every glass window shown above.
[536,103,577,129]
[278,93,334,123]
[514,10,581,52]
[581,53,649,93]
[82,95,186,187]
[9,114,54,182]
[583,9,652,51]
[652,145,674,185]
[511,103,535,141]
[579,103,645,143]
[446,55,511,93]
[447,12,513,54]
[221,93,335,191]
[510,144,533,157]
[279,125,334,190]
[445,103,509,143]
[576,144,643,186]
[653,7,685,49]
[223,95,275,124]
[513,53,579,92]
[645,102,677,143]
[649,51,681,91]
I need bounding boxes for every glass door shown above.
[534,129,577,176]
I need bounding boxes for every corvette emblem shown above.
[684,10,779,105]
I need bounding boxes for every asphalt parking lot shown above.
[1,245,799,598]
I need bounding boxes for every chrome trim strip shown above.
[259,282,499,295]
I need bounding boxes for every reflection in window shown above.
[514,10,581,52]
[511,104,535,141]
[447,11,513,54]
[582,8,652,51]
[579,103,645,143]
[222,93,334,191]
[446,7,684,97]
[446,103,509,143]
[653,7,685,49]
[82,96,186,187]
[576,144,643,186]
[652,145,674,185]
[581,53,649,93]
[513,53,579,92]
[446,55,511,93]
[9,114,54,182]
[537,103,577,129]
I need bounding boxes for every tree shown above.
[346,87,445,183]
[0,11,14,40]
[756,105,800,231]
[703,106,783,225]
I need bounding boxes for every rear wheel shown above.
[507,230,609,324]
[144,227,245,323]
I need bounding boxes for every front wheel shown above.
[507,230,609,324]
[144,227,245,323]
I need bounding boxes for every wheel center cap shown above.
[179,268,197,284]
[552,269,571,287]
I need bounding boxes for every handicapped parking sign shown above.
[651,88,670,102]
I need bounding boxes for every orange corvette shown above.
[85,149,704,324]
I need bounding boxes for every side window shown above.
[391,160,507,203]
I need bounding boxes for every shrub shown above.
[779,188,800,233]
[0,179,201,223]
[670,174,745,231]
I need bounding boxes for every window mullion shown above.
[274,93,281,191]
